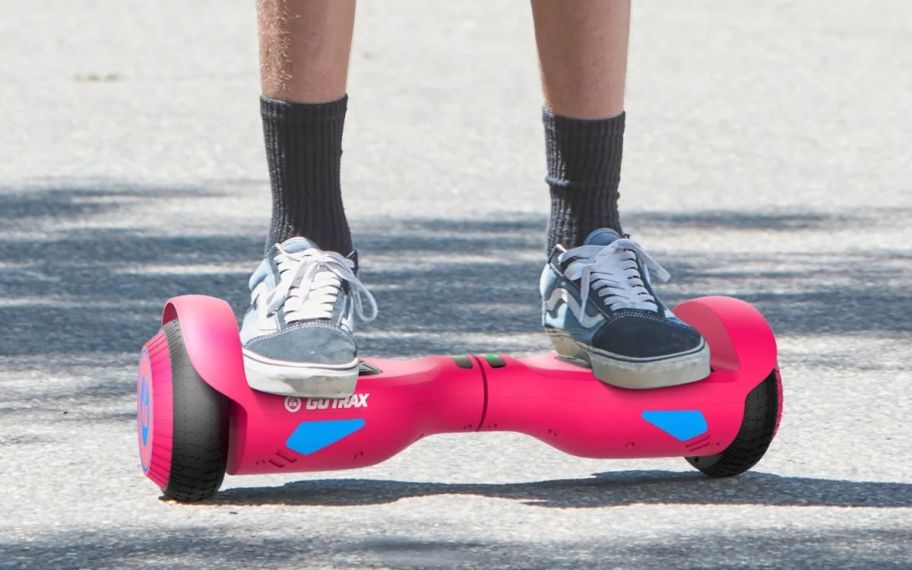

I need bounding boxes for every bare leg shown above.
[531,0,630,119]
[532,0,631,250]
[257,0,356,103]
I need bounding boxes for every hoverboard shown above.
[136,295,782,502]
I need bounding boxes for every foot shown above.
[240,237,378,397]
[540,228,710,389]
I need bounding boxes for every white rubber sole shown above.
[546,329,711,389]
[242,349,360,398]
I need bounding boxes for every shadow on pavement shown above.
[0,183,909,422]
[1,185,909,362]
[0,184,209,223]
[4,524,910,570]
[5,468,912,569]
[209,470,912,509]
[2,185,911,569]
[0,184,908,407]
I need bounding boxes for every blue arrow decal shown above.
[286,419,366,455]
[641,410,708,441]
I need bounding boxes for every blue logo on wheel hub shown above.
[137,348,154,474]
[139,377,151,446]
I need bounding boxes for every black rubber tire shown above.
[161,320,229,502]
[686,371,781,477]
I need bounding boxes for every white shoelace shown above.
[256,246,378,325]
[560,238,672,313]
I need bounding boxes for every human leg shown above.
[258,0,356,253]
[533,1,709,388]
[532,0,629,252]
[243,1,376,397]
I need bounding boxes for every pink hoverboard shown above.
[136,295,782,502]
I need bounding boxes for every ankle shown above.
[262,95,352,255]
[543,109,626,251]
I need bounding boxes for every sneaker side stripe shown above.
[544,287,605,328]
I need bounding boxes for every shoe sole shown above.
[242,349,360,398]
[545,329,711,389]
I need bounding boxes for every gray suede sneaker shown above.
[239,237,378,397]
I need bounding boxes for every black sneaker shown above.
[540,228,710,389]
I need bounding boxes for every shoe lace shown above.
[560,238,671,313]
[260,245,378,324]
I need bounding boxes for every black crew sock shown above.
[261,95,352,254]
[543,108,626,252]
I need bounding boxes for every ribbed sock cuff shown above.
[544,108,626,251]
[261,95,352,255]
[260,95,349,123]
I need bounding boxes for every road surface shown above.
[1,1,910,568]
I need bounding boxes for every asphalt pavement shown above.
[1,1,911,568]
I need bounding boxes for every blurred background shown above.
[1,1,910,568]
